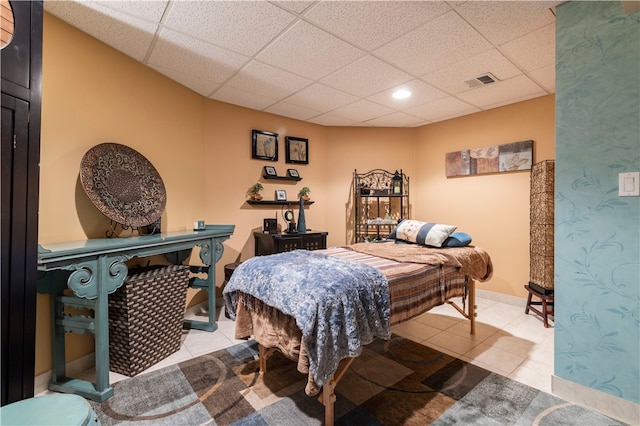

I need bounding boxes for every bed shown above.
[223,241,492,425]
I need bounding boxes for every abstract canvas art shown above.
[446,140,533,177]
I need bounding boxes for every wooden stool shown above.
[0,393,100,425]
[524,282,554,327]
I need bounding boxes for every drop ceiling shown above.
[44,1,562,127]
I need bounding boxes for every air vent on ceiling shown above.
[465,73,499,88]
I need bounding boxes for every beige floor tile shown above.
[426,330,483,355]
[482,330,538,358]
[446,319,500,341]
[392,320,442,343]
[509,358,554,393]
[475,303,524,329]
[501,313,554,343]
[414,311,464,331]
[464,341,528,376]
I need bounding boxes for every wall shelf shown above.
[263,175,302,181]
[247,200,314,206]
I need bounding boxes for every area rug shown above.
[90,336,626,425]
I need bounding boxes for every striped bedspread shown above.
[321,246,468,326]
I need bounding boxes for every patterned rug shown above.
[90,336,626,425]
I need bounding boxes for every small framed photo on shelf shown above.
[275,190,287,201]
[287,168,299,178]
[252,129,278,161]
[285,136,308,164]
[264,166,277,176]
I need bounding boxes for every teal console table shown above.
[37,224,235,402]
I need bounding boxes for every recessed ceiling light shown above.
[392,89,411,99]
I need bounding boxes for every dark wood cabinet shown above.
[254,231,328,256]
[1,0,43,406]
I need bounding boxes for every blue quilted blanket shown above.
[223,250,390,387]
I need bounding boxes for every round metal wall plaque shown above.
[80,143,167,228]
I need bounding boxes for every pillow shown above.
[387,218,404,240]
[393,220,457,247]
[442,231,472,247]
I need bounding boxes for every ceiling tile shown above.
[264,101,322,121]
[95,1,168,22]
[457,75,546,109]
[303,1,450,51]
[330,100,396,123]
[422,49,522,94]
[501,23,556,72]
[284,84,359,112]
[530,64,555,93]
[45,1,157,61]
[210,86,278,111]
[148,28,249,83]
[308,113,358,127]
[406,97,480,122]
[453,1,559,45]
[225,61,312,100]
[45,1,559,128]
[256,20,366,80]
[374,10,493,76]
[148,65,220,97]
[163,1,296,56]
[364,112,427,128]
[368,79,448,109]
[320,55,413,98]
[273,1,315,15]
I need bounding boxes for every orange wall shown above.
[414,96,555,296]
[36,14,554,375]
[39,15,207,373]
[323,127,416,244]
[202,101,328,265]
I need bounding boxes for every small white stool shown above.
[0,393,100,425]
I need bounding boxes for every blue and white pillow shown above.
[393,220,457,247]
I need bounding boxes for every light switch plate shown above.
[619,172,640,196]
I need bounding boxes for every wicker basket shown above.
[108,265,189,376]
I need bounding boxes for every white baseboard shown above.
[552,374,640,425]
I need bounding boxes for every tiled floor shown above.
[97,293,555,395]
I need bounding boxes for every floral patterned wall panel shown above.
[555,1,639,404]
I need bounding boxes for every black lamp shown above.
[392,170,402,195]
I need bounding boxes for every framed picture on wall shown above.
[285,136,308,164]
[287,168,299,178]
[275,190,287,201]
[263,166,277,176]
[252,129,278,161]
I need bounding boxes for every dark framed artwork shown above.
[275,190,287,201]
[287,168,299,178]
[263,166,277,176]
[252,129,278,161]
[285,136,308,164]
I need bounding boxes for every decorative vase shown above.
[297,197,306,233]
